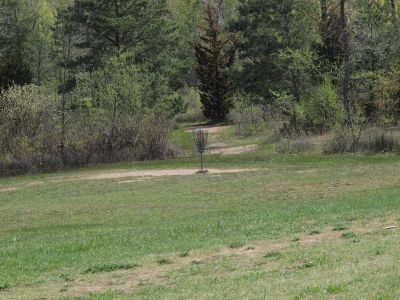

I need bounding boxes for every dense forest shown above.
[1,0,400,175]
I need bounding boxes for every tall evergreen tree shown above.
[230,0,317,104]
[71,0,175,69]
[317,1,343,67]
[191,3,237,121]
[0,0,33,92]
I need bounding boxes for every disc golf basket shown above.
[193,128,209,173]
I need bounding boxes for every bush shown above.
[0,85,61,175]
[229,93,268,137]
[175,110,206,124]
[138,115,179,160]
[230,108,267,137]
[323,131,354,154]
[302,78,344,133]
[323,128,400,154]
[360,131,400,154]
[175,89,206,124]
[0,84,179,176]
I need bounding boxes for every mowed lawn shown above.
[1,146,400,299]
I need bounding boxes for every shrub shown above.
[323,131,354,154]
[138,115,178,160]
[229,93,268,137]
[175,110,206,124]
[324,128,400,154]
[359,131,400,154]
[302,78,344,133]
[230,108,267,137]
[174,88,206,124]
[0,84,179,176]
[0,85,60,175]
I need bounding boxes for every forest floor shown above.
[1,124,400,299]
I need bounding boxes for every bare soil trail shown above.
[189,124,259,155]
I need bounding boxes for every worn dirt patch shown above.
[210,144,259,155]
[0,187,18,193]
[0,226,382,300]
[118,177,154,184]
[0,181,44,193]
[84,168,256,181]
[0,169,258,193]
[209,142,228,148]
[187,125,229,134]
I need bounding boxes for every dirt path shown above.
[0,225,388,300]
[210,144,259,155]
[190,125,259,155]
[0,168,258,193]
[84,168,256,180]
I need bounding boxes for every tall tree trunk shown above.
[390,0,397,21]
[58,24,73,165]
[320,0,328,36]
[12,5,22,62]
[37,46,42,86]
[340,0,351,122]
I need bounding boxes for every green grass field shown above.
[1,125,400,299]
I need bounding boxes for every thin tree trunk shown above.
[340,0,351,122]
[320,0,328,36]
[59,23,73,164]
[12,5,22,62]
[390,0,396,21]
[37,46,42,86]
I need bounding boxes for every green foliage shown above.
[317,1,343,67]
[71,0,177,73]
[371,70,400,124]
[0,56,33,92]
[229,92,267,137]
[0,84,59,173]
[0,81,178,175]
[191,3,237,121]
[231,0,318,103]
[270,89,303,134]
[302,78,344,132]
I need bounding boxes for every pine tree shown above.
[71,0,174,69]
[0,0,33,92]
[230,0,316,104]
[191,3,237,121]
